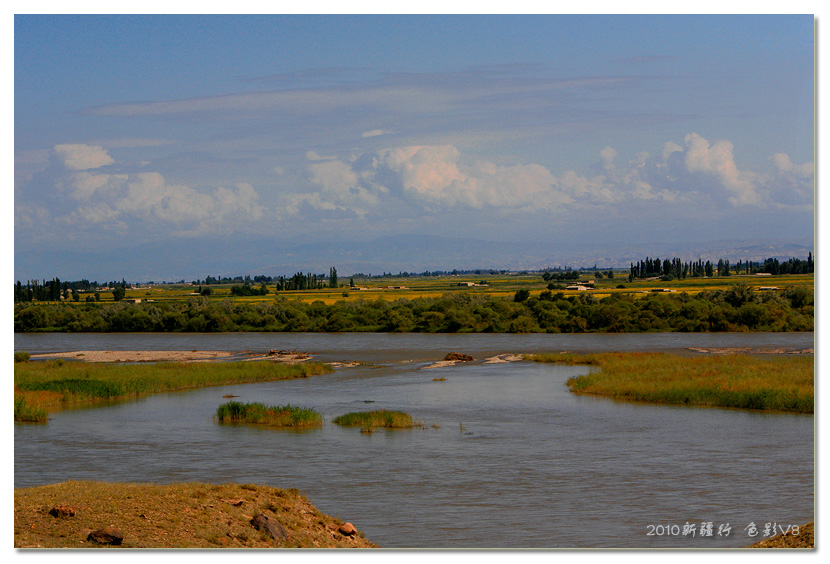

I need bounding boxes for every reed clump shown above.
[14,359,333,421]
[13,397,48,423]
[333,410,415,429]
[216,401,322,427]
[530,352,813,413]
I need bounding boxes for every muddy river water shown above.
[14,332,814,548]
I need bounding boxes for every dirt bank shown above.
[14,481,376,548]
[749,521,814,548]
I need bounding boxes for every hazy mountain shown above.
[14,234,814,282]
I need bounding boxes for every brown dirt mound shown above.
[14,481,377,548]
[749,522,813,548]
[443,352,474,362]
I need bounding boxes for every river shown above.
[14,332,814,548]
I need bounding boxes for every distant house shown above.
[754,272,773,276]
[125,298,142,304]
[651,288,675,293]
[759,286,780,291]
[566,285,590,291]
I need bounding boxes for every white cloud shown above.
[771,153,814,177]
[67,172,127,201]
[53,169,265,235]
[362,129,390,138]
[661,141,683,162]
[303,159,380,216]
[682,132,762,206]
[599,146,617,170]
[305,150,337,161]
[53,144,114,170]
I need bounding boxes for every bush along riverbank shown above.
[14,359,333,422]
[530,352,813,413]
[14,481,376,548]
[14,285,814,333]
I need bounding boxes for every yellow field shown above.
[56,272,812,305]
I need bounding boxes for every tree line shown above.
[14,278,129,303]
[628,254,813,281]
[14,283,812,334]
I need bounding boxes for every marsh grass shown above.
[216,401,322,427]
[13,397,48,423]
[530,352,813,413]
[14,360,333,421]
[333,410,415,430]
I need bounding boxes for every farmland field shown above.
[112,272,813,305]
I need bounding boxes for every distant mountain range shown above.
[14,234,815,283]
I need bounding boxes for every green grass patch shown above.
[14,360,333,420]
[530,352,813,413]
[333,410,415,429]
[216,401,322,427]
[13,397,48,422]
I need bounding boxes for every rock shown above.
[250,513,289,540]
[87,526,124,545]
[338,522,357,536]
[220,498,245,507]
[49,505,75,518]
[443,352,474,362]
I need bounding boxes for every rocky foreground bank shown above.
[14,481,376,548]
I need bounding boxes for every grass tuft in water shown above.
[333,410,414,429]
[14,397,48,422]
[216,401,322,427]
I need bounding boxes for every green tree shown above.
[513,289,530,303]
[329,267,338,289]
[112,285,126,302]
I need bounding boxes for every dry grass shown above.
[14,481,377,548]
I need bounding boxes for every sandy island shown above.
[688,346,813,355]
[422,353,524,369]
[31,350,313,364]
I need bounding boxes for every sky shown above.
[12,12,816,281]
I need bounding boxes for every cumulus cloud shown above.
[772,153,814,177]
[661,141,683,162]
[283,141,735,219]
[67,172,127,201]
[53,144,114,170]
[682,133,761,206]
[52,166,264,235]
[104,172,263,227]
[362,129,390,138]
[305,150,337,161]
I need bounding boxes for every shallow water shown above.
[14,332,814,548]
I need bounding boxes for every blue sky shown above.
[13,13,816,280]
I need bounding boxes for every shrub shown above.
[14,351,30,363]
